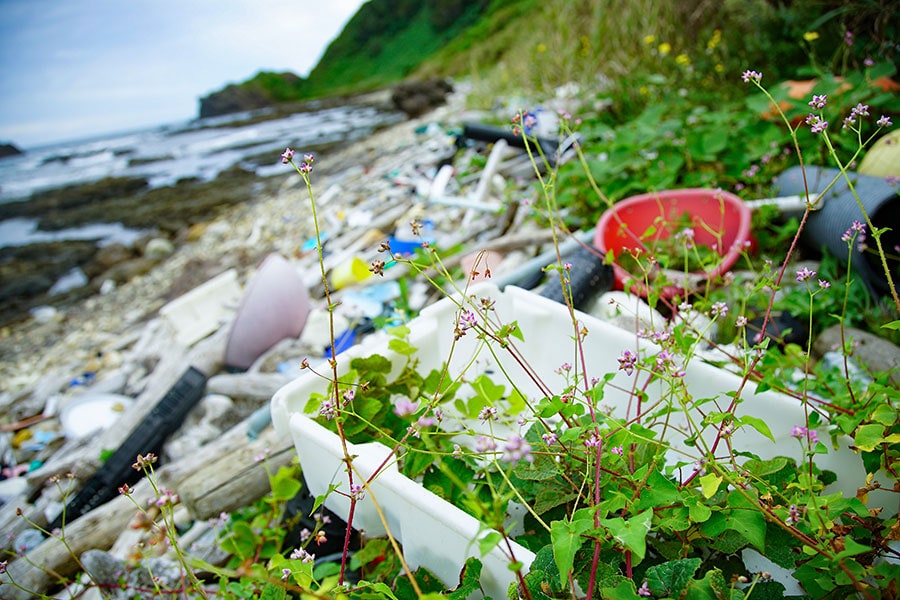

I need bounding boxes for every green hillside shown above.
[201,0,896,116]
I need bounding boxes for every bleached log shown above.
[0,479,155,600]
[25,326,228,490]
[206,372,292,402]
[178,426,295,521]
[0,411,288,597]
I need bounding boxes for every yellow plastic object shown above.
[859,128,900,177]
[330,256,373,290]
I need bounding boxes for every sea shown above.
[0,101,405,249]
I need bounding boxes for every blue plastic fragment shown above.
[324,329,357,358]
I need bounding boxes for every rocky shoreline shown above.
[0,83,487,399]
[0,81,457,329]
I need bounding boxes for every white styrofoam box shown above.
[159,268,241,346]
[290,414,533,600]
[272,283,888,594]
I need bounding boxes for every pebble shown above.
[814,324,900,384]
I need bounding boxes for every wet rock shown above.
[0,143,23,159]
[198,72,303,118]
[99,257,159,285]
[143,237,175,260]
[0,177,149,222]
[391,78,454,118]
[80,550,186,599]
[813,324,900,384]
[87,243,135,276]
[0,240,99,326]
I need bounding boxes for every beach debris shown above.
[224,253,310,371]
[159,268,241,347]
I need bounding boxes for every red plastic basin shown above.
[593,188,751,298]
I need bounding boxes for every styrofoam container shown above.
[160,268,241,346]
[271,283,888,595]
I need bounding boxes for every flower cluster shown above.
[790,425,819,444]
[290,547,315,563]
[741,70,762,84]
[502,434,533,466]
[617,349,637,376]
[132,453,158,471]
[154,489,179,508]
[805,114,828,134]
[281,147,315,174]
[349,483,366,501]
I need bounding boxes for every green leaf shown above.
[700,472,722,499]
[219,521,257,558]
[311,483,341,516]
[701,492,766,552]
[684,567,741,600]
[470,374,506,403]
[478,531,503,557]
[259,580,287,599]
[352,580,400,600]
[854,423,886,452]
[446,557,483,600]
[871,403,898,426]
[881,319,900,330]
[600,508,654,564]
[833,537,872,560]
[387,324,410,338]
[270,466,302,502]
[737,415,775,442]
[600,580,642,600]
[388,337,417,356]
[683,495,712,523]
[635,469,681,511]
[551,512,594,588]
[514,451,560,481]
[646,557,702,598]
[351,354,392,375]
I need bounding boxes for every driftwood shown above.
[178,425,295,520]
[0,478,156,600]
[24,326,228,490]
[0,405,290,598]
[206,372,292,402]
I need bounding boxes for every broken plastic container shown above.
[594,189,752,298]
[272,284,890,597]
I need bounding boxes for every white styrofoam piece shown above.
[289,414,531,599]
[159,269,241,346]
[272,283,889,595]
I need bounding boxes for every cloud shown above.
[0,0,364,147]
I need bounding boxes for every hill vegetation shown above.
[200,0,897,118]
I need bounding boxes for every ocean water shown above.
[0,102,404,248]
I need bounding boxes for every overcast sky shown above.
[0,0,365,148]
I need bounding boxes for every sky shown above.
[0,0,366,149]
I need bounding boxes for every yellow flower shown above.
[536,42,547,53]
[639,85,649,96]
[676,53,690,66]
[803,31,819,42]
[715,63,725,73]
[658,42,671,56]
[643,35,656,45]
[707,29,722,50]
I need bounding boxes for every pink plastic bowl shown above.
[594,189,752,298]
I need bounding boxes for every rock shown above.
[0,240,99,326]
[87,243,135,276]
[0,142,23,159]
[80,550,187,599]
[99,257,159,284]
[391,78,454,118]
[143,237,175,260]
[813,324,900,384]
[198,71,303,118]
